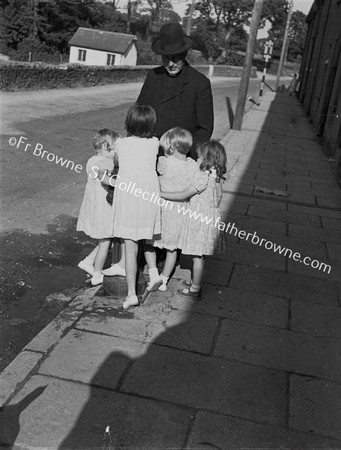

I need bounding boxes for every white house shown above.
[68,28,137,66]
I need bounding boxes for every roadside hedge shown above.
[0,61,257,91]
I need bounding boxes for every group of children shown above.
[76,104,227,309]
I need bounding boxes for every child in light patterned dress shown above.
[154,127,208,292]
[161,140,227,300]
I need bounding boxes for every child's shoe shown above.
[78,259,95,276]
[90,274,103,286]
[158,274,169,291]
[123,295,139,309]
[102,264,126,277]
[147,275,163,292]
[177,287,201,300]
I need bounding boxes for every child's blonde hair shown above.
[93,129,119,152]
[160,127,193,156]
[197,140,227,182]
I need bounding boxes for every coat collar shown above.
[157,62,191,103]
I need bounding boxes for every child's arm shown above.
[161,186,198,201]
[97,169,117,188]
[161,172,209,200]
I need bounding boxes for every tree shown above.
[191,0,254,44]
[0,0,36,52]
[287,10,307,60]
[262,1,307,60]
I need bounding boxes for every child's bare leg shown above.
[87,245,99,262]
[159,249,177,291]
[123,239,139,308]
[78,245,99,276]
[191,256,205,291]
[144,242,162,291]
[91,239,111,285]
[102,240,126,276]
[93,240,111,271]
[117,241,126,268]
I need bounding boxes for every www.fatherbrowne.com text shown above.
[94,169,331,275]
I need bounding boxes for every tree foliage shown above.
[0,0,36,52]
[0,0,307,64]
[0,0,128,60]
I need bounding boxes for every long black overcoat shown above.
[136,63,214,153]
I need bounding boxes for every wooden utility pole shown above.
[275,0,294,91]
[233,0,264,130]
[186,0,196,36]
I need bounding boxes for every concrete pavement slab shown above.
[121,345,287,425]
[276,272,339,305]
[289,223,341,244]
[24,308,83,353]
[209,241,286,271]
[316,195,341,209]
[247,204,322,227]
[214,319,341,382]
[202,259,233,285]
[288,203,341,219]
[0,374,192,449]
[75,309,220,355]
[38,329,147,388]
[291,301,341,339]
[289,375,341,440]
[0,351,43,406]
[187,410,341,449]
[322,216,341,230]
[327,242,341,259]
[286,258,337,282]
[169,285,289,328]
[229,265,339,305]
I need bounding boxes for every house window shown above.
[107,54,116,66]
[78,49,86,62]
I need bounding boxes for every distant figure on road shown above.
[136,22,214,159]
[289,73,299,96]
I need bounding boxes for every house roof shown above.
[69,27,136,54]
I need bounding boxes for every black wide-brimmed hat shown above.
[151,23,193,55]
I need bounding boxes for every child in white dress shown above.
[76,129,119,285]
[155,127,208,291]
[110,105,161,309]
[161,140,227,300]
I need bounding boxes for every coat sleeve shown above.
[194,76,214,146]
[136,70,153,105]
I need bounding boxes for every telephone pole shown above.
[275,0,294,91]
[233,0,264,130]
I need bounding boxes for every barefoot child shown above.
[76,129,119,285]
[109,105,161,309]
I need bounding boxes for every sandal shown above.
[177,287,201,300]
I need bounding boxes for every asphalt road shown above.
[0,77,262,234]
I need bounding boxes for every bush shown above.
[136,38,160,65]
[0,61,256,91]
[0,62,151,90]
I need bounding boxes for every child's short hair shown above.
[197,140,227,182]
[160,127,193,156]
[125,104,156,138]
[93,129,119,151]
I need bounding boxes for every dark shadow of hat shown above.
[151,23,193,55]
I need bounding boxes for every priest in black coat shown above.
[136,23,214,159]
